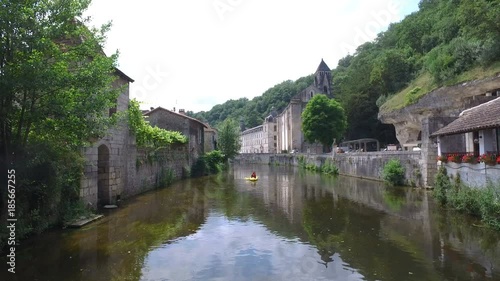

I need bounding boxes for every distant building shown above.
[240,108,278,153]
[143,107,207,165]
[239,59,333,154]
[277,59,333,153]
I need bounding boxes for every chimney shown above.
[150,107,154,111]
[173,107,176,112]
[179,109,185,115]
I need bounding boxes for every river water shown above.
[2,164,500,281]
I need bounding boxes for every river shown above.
[2,164,500,281]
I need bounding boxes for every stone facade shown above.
[240,113,278,153]
[80,72,204,208]
[277,60,332,153]
[143,107,206,167]
[241,60,333,154]
[80,69,134,208]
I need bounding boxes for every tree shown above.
[0,0,120,246]
[217,118,241,161]
[0,0,119,161]
[302,94,347,148]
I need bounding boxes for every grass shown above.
[380,62,500,113]
[433,167,500,230]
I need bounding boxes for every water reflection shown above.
[1,165,499,281]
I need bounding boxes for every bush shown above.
[190,150,226,178]
[382,159,406,186]
[157,167,174,188]
[205,150,225,174]
[321,160,339,175]
[478,184,500,230]
[434,166,452,204]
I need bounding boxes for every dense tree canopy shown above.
[0,0,120,159]
[333,0,500,142]
[302,94,347,148]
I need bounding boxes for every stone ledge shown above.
[67,214,104,228]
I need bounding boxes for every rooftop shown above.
[431,97,500,137]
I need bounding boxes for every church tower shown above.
[314,59,333,98]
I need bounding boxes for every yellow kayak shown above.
[245,177,258,181]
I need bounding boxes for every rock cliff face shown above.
[378,74,500,144]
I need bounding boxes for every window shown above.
[274,136,277,141]
[274,125,277,132]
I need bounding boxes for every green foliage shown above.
[434,166,452,204]
[190,150,226,178]
[433,167,500,230]
[321,160,339,176]
[404,87,422,106]
[298,156,338,176]
[217,118,241,161]
[301,94,347,148]
[382,159,405,186]
[157,167,175,188]
[334,0,500,139]
[204,150,225,174]
[128,99,188,148]
[0,0,121,250]
[297,155,306,168]
[477,185,500,229]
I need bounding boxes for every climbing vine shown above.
[128,99,188,148]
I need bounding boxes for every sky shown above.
[85,0,421,113]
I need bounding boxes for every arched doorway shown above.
[97,145,110,207]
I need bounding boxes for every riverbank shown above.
[234,152,423,187]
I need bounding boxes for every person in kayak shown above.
[251,171,257,178]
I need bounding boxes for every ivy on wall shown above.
[128,99,188,148]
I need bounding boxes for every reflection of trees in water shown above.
[301,194,443,281]
[302,195,347,264]
[1,182,209,281]
[382,187,407,212]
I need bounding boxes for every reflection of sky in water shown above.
[140,211,365,281]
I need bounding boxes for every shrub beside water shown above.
[433,167,500,230]
[191,150,226,177]
[382,159,406,186]
[298,157,339,176]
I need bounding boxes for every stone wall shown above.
[80,78,196,208]
[235,151,424,186]
[125,145,189,197]
[80,76,131,208]
[444,163,500,187]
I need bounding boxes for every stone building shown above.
[239,59,333,154]
[277,59,333,153]
[143,107,207,166]
[240,109,278,153]
[80,68,134,208]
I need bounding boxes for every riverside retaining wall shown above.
[234,151,424,187]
